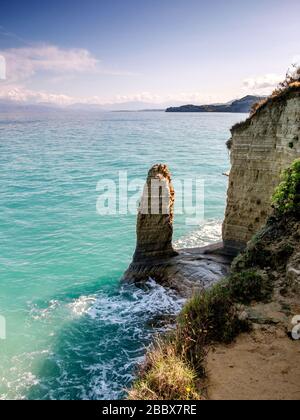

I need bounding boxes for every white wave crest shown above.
[175,219,222,249]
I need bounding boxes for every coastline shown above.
[127,83,300,400]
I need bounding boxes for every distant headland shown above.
[166,95,264,113]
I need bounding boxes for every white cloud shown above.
[0,44,139,85]
[243,73,283,91]
[1,44,99,83]
[0,44,140,106]
[0,54,6,80]
[0,43,223,107]
[0,84,223,107]
[113,91,221,105]
[0,85,77,105]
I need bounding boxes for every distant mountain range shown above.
[166,95,264,113]
[0,100,165,113]
[0,95,265,113]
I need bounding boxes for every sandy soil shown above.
[206,326,300,400]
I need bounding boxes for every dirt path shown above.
[206,326,300,400]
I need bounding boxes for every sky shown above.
[0,0,300,107]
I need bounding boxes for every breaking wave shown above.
[1,220,222,400]
[175,219,222,249]
[2,280,185,400]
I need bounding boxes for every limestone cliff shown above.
[223,85,300,254]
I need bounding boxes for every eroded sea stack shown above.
[132,164,177,262]
[123,164,231,297]
[223,84,300,255]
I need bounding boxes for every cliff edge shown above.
[223,84,300,255]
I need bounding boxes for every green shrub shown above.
[272,159,300,215]
[228,270,273,304]
[176,281,249,373]
[175,267,277,373]
[129,265,277,398]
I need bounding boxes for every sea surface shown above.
[0,110,247,400]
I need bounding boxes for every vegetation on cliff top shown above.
[129,159,300,400]
[233,158,300,289]
[230,65,300,135]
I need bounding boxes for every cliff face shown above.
[223,86,300,254]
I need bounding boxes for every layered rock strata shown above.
[132,164,177,262]
[223,85,300,254]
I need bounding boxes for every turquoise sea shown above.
[0,110,246,400]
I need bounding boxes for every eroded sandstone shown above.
[223,86,300,254]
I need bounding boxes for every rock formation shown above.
[132,164,177,262]
[123,164,231,297]
[223,85,300,254]
[166,95,264,113]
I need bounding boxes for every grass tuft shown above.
[128,267,275,399]
[176,280,250,374]
[128,342,203,400]
[230,67,300,133]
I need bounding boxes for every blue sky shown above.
[0,0,299,106]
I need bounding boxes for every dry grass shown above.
[251,81,300,117]
[250,98,268,116]
[231,67,300,133]
[128,276,254,400]
[252,66,300,117]
[176,279,250,375]
[128,341,203,400]
[128,268,273,400]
